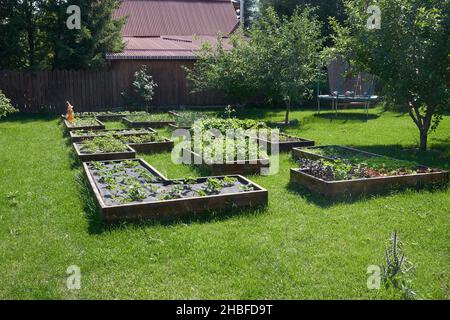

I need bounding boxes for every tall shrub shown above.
[0,90,18,119]
[132,65,158,112]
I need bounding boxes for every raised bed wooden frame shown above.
[292,145,382,161]
[83,159,268,223]
[69,128,157,143]
[249,133,315,153]
[168,123,191,130]
[73,142,136,162]
[181,147,270,175]
[122,117,175,128]
[290,168,448,199]
[168,110,182,117]
[64,119,105,131]
[290,145,449,198]
[128,139,174,153]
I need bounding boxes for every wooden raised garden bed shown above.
[290,168,448,199]
[122,114,175,128]
[292,145,381,161]
[69,128,157,143]
[290,145,449,198]
[168,110,182,117]
[168,123,191,130]
[249,133,314,153]
[128,139,174,154]
[83,159,268,223]
[73,142,136,162]
[64,119,105,131]
[181,147,270,175]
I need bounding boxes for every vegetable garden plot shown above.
[181,147,270,175]
[292,145,382,162]
[168,111,208,130]
[181,118,272,175]
[69,128,157,142]
[122,113,175,128]
[64,118,105,131]
[73,142,136,162]
[62,111,149,122]
[83,159,268,223]
[290,145,448,198]
[73,134,173,161]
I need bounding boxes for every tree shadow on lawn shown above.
[350,143,450,170]
[286,181,354,208]
[286,179,448,209]
[0,112,58,124]
[312,111,380,122]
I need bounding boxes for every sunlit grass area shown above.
[0,106,449,299]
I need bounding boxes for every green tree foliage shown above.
[0,0,125,70]
[0,0,47,69]
[187,7,325,124]
[186,31,257,103]
[331,0,450,151]
[259,0,346,38]
[0,90,18,119]
[241,0,259,28]
[41,0,125,69]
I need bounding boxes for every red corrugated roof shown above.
[106,35,233,60]
[108,1,238,60]
[115,0,239,36]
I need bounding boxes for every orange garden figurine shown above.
[66,101,74,124]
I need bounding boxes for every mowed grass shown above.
[0,107,449,299]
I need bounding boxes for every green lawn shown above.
[0,106,449,299]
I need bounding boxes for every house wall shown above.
[108,59,227,107]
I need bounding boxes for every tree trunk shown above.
[284,97,291,125]
[408,103,434,151]
[25,2,36,69]
[419,129,428,151]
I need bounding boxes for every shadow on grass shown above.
[0,112,58,124]
[287,179,448,209]
[350,143,450,170]
[68,147,82,170]
[313,112,380,121]
[105,205,268,233]
[286,181,362,208]
[76,171,105,234]
[266,119,301,129]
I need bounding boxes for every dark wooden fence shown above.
[0,61,225,114]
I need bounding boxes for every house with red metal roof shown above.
[107,0,239,106]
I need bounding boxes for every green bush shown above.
[0,90,17,119]
[132,66,158,112]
